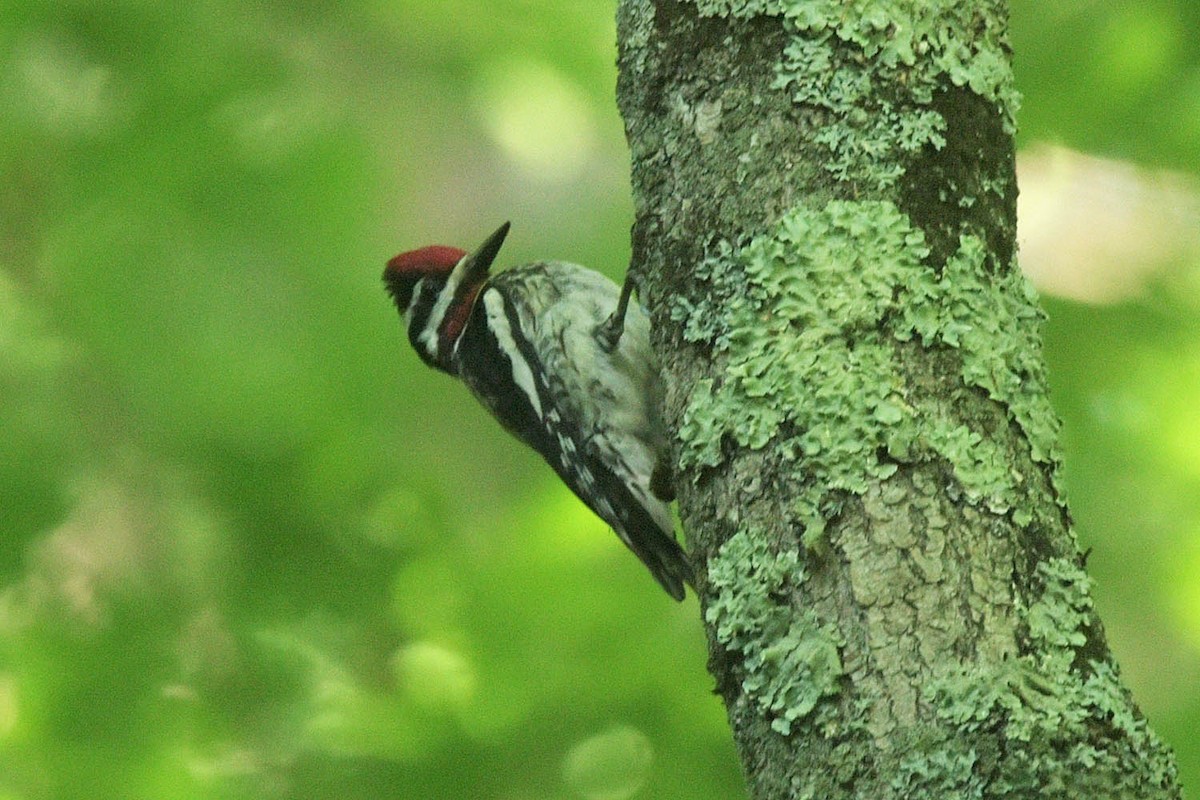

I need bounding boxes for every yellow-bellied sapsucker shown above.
[383,222,691,599]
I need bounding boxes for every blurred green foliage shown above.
[0,1,1197,798]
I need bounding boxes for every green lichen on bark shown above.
[672,199,1059,543]
[706,528,843,733]
[693,0,1018,189]
[907,558,1180,797]
[693,0,778,16]
[618,0,1181,796]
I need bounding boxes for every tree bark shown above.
[615,2,1181,798]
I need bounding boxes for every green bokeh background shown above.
[1,2,1198,798]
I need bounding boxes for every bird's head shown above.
[384,222,510,372]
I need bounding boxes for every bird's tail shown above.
[616,502,693,601]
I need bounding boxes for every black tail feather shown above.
[618,505,692,601]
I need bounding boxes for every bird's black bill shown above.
[463,221,510,283]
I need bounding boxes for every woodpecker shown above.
[383,222,692,600]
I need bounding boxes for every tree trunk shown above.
[615,2,1181,798]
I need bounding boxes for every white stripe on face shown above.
[404,278,425,328]
[416,254,470,358]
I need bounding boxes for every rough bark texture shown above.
[615,1,1181,798]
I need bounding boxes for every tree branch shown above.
[616,1,1181,797]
